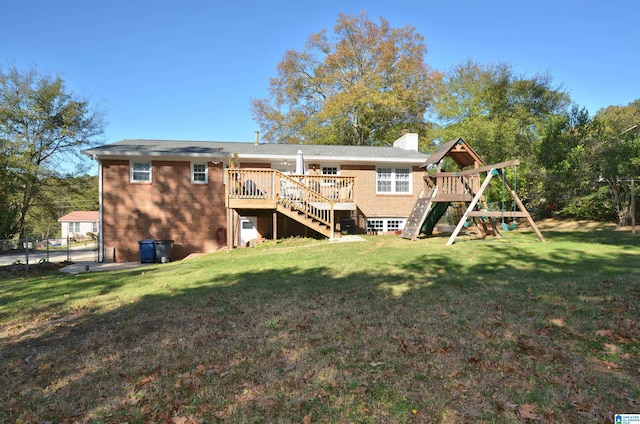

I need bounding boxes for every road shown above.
[0,246,97,266]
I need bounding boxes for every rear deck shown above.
[225,169,356,246]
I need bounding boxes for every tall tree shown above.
[435,60,570,162]
[434,60,570,205]
[252,11,441,147]
[536,105,602,218]
[535,100,640,225]
[0,66,104,238]
[591,101,640,225]
[26,174,99,239]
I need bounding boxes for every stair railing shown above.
[276,173,334,228]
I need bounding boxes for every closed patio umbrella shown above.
[295,149,305,175]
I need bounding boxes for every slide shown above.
[420,202,450,236]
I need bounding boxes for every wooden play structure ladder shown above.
[402,137,545,244]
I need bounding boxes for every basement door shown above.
[240,216,258,245]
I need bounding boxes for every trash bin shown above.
[154,239,174,263]
[139,239,156,263]
[340,218,356,235]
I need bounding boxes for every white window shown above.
[377,168,392,192]
[376,167,411,194]
[367,218,406,233]
[394,169,410,193]
[387,219,404,231]
[322,167,338,176]
[68,222,80,234]
[320,166,340,191]
[191,162,208,184]
[131,161,152,183]
[366,219,384,233]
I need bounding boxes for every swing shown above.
[500,167,518,231]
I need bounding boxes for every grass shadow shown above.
[1,229,639,422]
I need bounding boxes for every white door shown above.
[240,216,258,245]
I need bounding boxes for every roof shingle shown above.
[58,211,99,222]
[83,139,431,162]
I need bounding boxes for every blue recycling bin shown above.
[154,239,174,263]
[139,239,156,263]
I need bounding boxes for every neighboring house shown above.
[58,211,99,240]
[82,133,431,263]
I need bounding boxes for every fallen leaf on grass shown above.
[501,402,518,411]
[505,366,518,374]
[303,413,312,423]
[569,393,592,412]
[519,403,540,419]
[432,344,453,354]
[467,354,482,365]
[476,330,492,339]
[171,416,201,424]
[562,373,578,385]
[595,329,613,338]
[447,370,461,378]
[604,343,621,354]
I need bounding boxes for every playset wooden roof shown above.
[419,137,483,170]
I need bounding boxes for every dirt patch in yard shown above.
[534,218,624,232]
[0,260,72,277]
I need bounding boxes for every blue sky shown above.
[2,0,638,146]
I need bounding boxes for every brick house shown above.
[83,132,431,262]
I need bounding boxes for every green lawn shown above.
[1,225,639,423]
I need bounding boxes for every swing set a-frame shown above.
[401,137,545,245]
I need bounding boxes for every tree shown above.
[26,174,99,239]
[0,66,104,238]
[252,11,441,147]
[534,100,640,225]
[435,60,570,162]
[0,192,19,240]
[433,60,570,206]
[591,101,640,225]
[535,104,603,218]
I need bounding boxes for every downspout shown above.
[98,159,104,262]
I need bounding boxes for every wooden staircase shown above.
[226,169,355,241]
[275,174,336,238]
[276,203,334,238]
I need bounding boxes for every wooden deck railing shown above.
[226,169,277,200]
[425,173,479,202]
[226,169,355,229]
[277,175,335,227]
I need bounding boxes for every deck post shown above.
[330,203,335,239]
[226,208,233,250]
[273,211,278,241]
